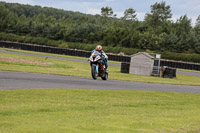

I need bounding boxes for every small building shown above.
[129,52,155,76]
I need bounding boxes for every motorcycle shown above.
[88,51,108,80]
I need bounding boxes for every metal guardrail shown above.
[160,60,200,71]
[0,41,200,71]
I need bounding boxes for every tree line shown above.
[0,1,200,55]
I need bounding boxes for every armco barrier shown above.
[160,60,200,71]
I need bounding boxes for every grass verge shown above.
[0,48,200,86]
[0,89,200,133]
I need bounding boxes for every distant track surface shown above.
[1,49,200,77]
[0,71,200,93]
[0,49,120,66]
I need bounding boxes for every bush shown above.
[161,51,200,63]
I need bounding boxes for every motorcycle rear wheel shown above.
[101,72,108,80]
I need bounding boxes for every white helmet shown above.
[96,45,102,51]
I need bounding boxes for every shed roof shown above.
[131,52,154,59]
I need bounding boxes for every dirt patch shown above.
[0,56,52,65]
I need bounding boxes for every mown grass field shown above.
[0,48,200,86]
[1,89,200,133]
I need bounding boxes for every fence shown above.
[0,41,200,71]
[160,60,200,71]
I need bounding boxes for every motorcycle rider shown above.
[92,45,108,72]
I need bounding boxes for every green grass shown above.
[0,48,200,86]
[0,89,200,133]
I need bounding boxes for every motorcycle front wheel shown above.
[91,65,98,80]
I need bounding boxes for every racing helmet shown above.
[96,45,102,51]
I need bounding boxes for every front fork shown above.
[92,63,98,74]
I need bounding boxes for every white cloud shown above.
[166,0,200,25]
[105,0,115,2]
[49,1,104,14]
[136,12,146,21]
[1,0,33,4]
[86,8,101,15]
[114,11,123,18]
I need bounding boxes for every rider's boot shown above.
[105,64,108,73]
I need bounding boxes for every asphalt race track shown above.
[1,71,200,93]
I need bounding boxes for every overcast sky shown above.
[1,0,200,25]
